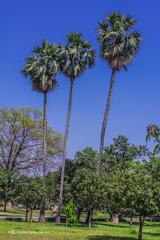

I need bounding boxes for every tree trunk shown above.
[3,200,7,212]
[39,92,48,222]
[76,208,82,222]
[129,216,133,227]
[97,69,116,174]
[138,215,144,240]
[25,207,29,222]
[29,209,33,222]
[56,79,74,224]
[86,207,93,227]
[112,212,119,223]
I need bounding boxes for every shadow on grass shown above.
[94,222,130,229]
[145,232,160,237]
[144,222,160,228]
[87,236,136,240]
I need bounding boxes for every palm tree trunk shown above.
[56,79,74,224]
[39,91,47,222]
[96,69,116,174]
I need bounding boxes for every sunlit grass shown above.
[0,220,160,240]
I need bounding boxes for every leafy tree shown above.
[146,124,160,154]
[15,175,45,222]
[63,201,78,224]
[56,33,95,223]
[45,172,59,210]
[100,162,159,240]
[74,147,98,171]
[103,135,147,172]
[97,12,142,173]
[23,42,62,222]
[126,164,159,240]
[0,169,17,211]
[71,169,99,227]
[0,108,62,174]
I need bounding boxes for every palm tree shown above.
[97,12,142,174]
[23,41,61,222]
[56,33,95,223]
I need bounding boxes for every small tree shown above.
[63,202,78,224]
[0,169,17,211]
[71,169,99,227]
[15,175,45,221]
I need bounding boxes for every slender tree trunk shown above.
[39,92,48,222]
[129,216,133,227]
[3,200,7,212]
[29,209,33,222]
[97,69,116,174]
[25,206,29,222]
[56,79,74,224]
[138,215,144,240]
[86,207,93,227]
[76,208,82,222]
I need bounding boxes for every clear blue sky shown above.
[1,0,160,158]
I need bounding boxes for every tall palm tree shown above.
[23,41,61,222]
[56,33,95,223]
[97,12,142,174]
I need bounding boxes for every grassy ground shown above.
[0,220,160,240]
[0,208,52,217]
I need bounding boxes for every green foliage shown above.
[15,175,45,211]
[63,201,78,224]
[71,169,99,209]
[74,147,98,171]
[99,161,160,220]
[146,124,160,154]
[103,135,147,172]
[61,32,95,80]
[46,172,59,208]
[22,41,62,93]
[0,169,17,206]
[98,12,142,71]
[0,107,62,173]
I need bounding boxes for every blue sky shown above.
[1,0,160,158]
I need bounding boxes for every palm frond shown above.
[98,12,142,71]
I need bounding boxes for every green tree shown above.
[71,169,99,227]
[23,41,61,222]
[126,164,159,240]
[146,124,160,154]
[63,201,78,224]
[103,135,147,172]
[46,172,59,210]
[100,162,159,240]
[0,169,17,212]
[15,175,45,222]
[74,147,98,171]
[97,12,142,173]
[56,33,95,223]
[0,108,62,173]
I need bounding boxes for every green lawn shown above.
[0,220,160,240]
[0,208,53,218]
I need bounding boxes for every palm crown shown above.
[23,41,62,93]
[61,32,95,80]
[98,12,142,71]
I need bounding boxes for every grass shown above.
[0,220,160,240]
[0,208,53,218]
